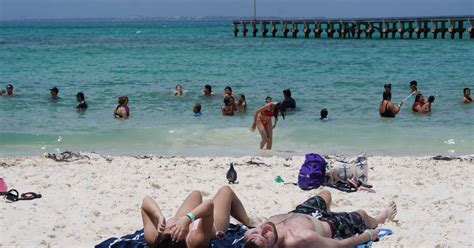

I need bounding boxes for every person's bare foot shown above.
[375,201,397,224]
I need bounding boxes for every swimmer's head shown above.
[193,103,201,113]
[410,80,418,91]
[415,93,424,102]
[204,84,212,95]
[224,86,232,96]
[464,88,470,96]
[265,96,272,103]
[428,95,435,103]
[118,96,128,105]
[238,94,246,103]
[283,89,291,98]
[6,84,13,93]
[76,92,85,101]
[320,108,328,119]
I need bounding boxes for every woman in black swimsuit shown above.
[379,92,403,118]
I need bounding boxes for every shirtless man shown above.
[244,190,397,248]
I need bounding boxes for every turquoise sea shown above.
[0,21,472,157]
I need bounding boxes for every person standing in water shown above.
[50,87,60,100]
[0,84,15,96]
[409,80,419,93]
[174,84,184,96]
[251,97,285,150]
[236,94,247,112]
[461,88,472,103]
[76,92,88,111]
[379,92,403,118]
[114,96,130,119]
[202,84,213,96]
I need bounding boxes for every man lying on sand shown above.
[141,186,251,248]
[244,190,397,248]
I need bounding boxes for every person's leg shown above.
[212,186,251,232]
[355,201,397,228]
[265,121,273,150]
[175,190,203,217]
[317,190,332,211]
[141,196,162,246]
[256,121,268,149]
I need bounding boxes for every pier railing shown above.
[232,16,474,39]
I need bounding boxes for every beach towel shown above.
[0,178,7,193]
[96,224,391,248]
[95,223,247,248]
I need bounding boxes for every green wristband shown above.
[186,212,196,222]
[366,230,373,241]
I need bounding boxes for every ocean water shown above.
[0,21,472,157]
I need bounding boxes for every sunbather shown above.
[244,190,397,248]
[141,186,251,248]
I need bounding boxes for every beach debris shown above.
[45,151,89,162]
[246,160,266,166]
[274,176,285,183]
[134,155,153,160]
[0,162,13,168]
[432,155,460,161]
[226,163,237,184]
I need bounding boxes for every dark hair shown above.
[205,84,212,92]
[194,103,201,112]
[283,89,291,98]
[320,108,328,119]
[265,96,272,102]
[239,94,246,101]
[382,92,391,101]
[77,92,85,100]
[154,233,187,248]
[223,97,231,106]
[414,93,423,102]
[428,95,435,103]
[225,86,232,93]
[274,102,286,122]
[410,80,417,86]
[464,88,470,94]
[384,83,392,90]
[6,84,13,89]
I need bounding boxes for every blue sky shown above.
[0,0,472,20]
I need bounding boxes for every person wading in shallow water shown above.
[251,97,285,150]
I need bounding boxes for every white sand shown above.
[1,153,472,247]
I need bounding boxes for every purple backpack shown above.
[298,153,327,190]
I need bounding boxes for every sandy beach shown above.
[0,152,472,247]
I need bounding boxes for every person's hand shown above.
[169,216,191,242]
[156,215,166,237]
[251,123,256,132]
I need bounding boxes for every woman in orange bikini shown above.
[251,97,285,150]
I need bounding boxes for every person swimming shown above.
[50,86,60,100]
[1,84,15,96]
[224,86,233,98]
[251,96,286,150]
[409,80,418,93]
[461,88,472,103]
[114,96,130,118]
[203,84,213,96]
[282,89,296,110]
[174,84,184,96]
[193,103,203,117]
[379,92,403,118]
[236,94,247,112]
[421,95,435,113]
[320,108,328,120]
[76,92,88,111]
[221,96,235,116]
[412,93,424,112]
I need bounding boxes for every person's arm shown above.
[389,101,402,114]
[251,105,268,131]
[141,196,166,246]
[170,200,214,242]
[289,229,378,248]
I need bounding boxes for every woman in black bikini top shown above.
[379,92,403,118]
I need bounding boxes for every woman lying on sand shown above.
[141,186,251,248]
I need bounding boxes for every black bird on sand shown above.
[226,163,237,184]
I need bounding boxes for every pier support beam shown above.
[339,22,349,38]
[291,22,299,38]
[303,22,311,38]
[242,23,248,37]
[439,20,448,39]
[468,20,474,39]
[353,22,362,38]
[271,22,277,37]
[431,20,439,39]
[282,22,289,38]
[381,21,389,38]
[326,22,335,38]
[390,21,398,38]
[251,21,258,37]
[233,23,239,37]
[314,22,323,38]
[364,22,374,38]
[398,21,406,39]
[406,21,414,38]
[261,23,268,37]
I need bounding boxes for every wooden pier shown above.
[232,16,474,39]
